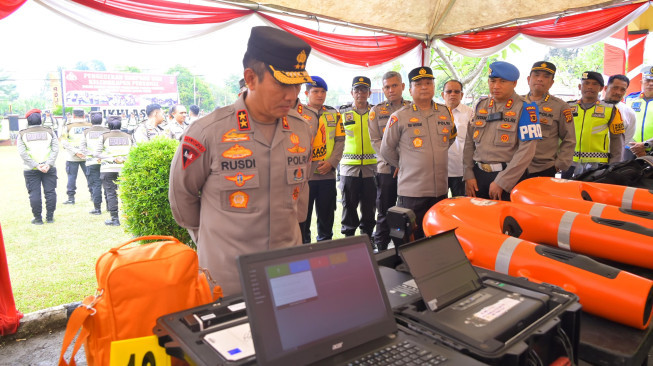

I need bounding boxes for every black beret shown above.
[581,71,604,87]
[352,76,371,88]
[408,67,434,81]
[531,61,556,76]
[106,115,121,123]
[89,111,103,124]
[243,26,312,85]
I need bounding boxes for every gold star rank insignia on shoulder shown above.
[237,110,250,131]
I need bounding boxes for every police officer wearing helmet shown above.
[463,61,542,201]
[96,115,133,226]
[169,26,314,296]
[524,61,576,178]
[339,76,377,243]
[60,108,91,204]
[298,75,345,243]
[381,66,457,239]
[81,111,109,215]
[564,72,625,177]
[18,109,59,224]
[369,71,410,250]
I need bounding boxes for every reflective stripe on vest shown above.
[628,97,653,142]
[341,110,376,165]
[21,127,53,165]
[311,111,338,166]
[573,104,614,163]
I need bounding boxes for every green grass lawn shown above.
[1,144,348,314]
[1,144,132,313]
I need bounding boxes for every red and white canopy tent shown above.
[0,0,650,67]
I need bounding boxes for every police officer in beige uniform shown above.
[381,67,457,239]
[524,61,575,178]
[464,61,542,201]
[369,71,409,250]
[169,26,314,297]
[80,111,109,215]
[60,108,92,204]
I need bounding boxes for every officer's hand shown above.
[115,156,125,164]
[489,182,504,200]
[75,152,85,159]
[316,161,333,175]
[393,168,399,178]
[465,179,478,197]
[631,142,647,157]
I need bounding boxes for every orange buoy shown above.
[516,177,653,212]
[512,178,653,229]
[430,197,653,269]
[424,201,653,329]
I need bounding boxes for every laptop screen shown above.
[237,236,397,366]
[399,229,482,311]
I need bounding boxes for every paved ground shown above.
[0,327,86,366]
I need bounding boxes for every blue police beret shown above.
[307,76,328,91]
[488,61,520,81]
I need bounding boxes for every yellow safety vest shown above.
[340,107,377,165]
[311,107,344,167]
[627,94,653,143]
[20,126,55,167]
[571,101,622,163]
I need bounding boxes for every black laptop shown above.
[237,235,485,366]
[398,229,548,345]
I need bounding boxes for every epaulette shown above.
[324,105,335,110]
[626,91,641,99]
[566,100,578,105]
[339,103,353,112]
[474,96,489,112]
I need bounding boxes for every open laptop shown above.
[398,229,548,345]
[237,235,485,366]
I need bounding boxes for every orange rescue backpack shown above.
[58,235,221,366]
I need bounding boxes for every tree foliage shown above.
[213,73,241,109]
[545,43,604,90]
[119,137,194,248]
[166,65,214,112]
[74,60,107,71]
[430,41,521,106]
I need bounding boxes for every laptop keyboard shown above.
[347,340,447,365]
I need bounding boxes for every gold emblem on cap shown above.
[419,68,426,75]
[582,72,588,79]
[650,66,653,74]
[488,68,492,74]
[359,77,364,82]
[541,63,547,67]
[295,50,307,70]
